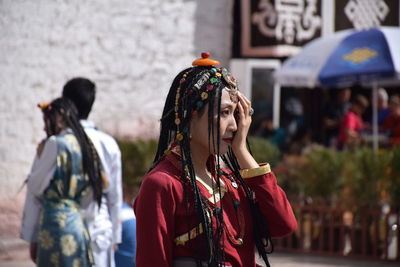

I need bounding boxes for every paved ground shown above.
[0,237,398,267]
[0,261,34,267]
[266,252,399,267]
[0,252,399,267]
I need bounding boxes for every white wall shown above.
[0,0,233,238]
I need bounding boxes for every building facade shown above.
[0,0,233,240]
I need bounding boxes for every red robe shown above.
[134,153,297,267]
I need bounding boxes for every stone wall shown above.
[0,0,233,241]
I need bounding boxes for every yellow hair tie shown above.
[240,163,271,178]
[192,52,220,66]
[37,102,50,111]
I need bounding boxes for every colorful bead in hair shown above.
[174,71,191,142]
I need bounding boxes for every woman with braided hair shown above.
[21,97,105,266]
[134,53,297,267]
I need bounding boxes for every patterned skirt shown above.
[37,199,93,267]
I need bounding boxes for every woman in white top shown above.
[21,97,105,267]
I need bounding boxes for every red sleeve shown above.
[133,172,176,267]
[244,172,297,238]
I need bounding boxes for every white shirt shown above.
[20,133,58,242]
[80,120,123,245]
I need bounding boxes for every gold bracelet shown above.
[239,163,271,178]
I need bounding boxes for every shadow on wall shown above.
[193,0,233,67]
[0,194,26,239]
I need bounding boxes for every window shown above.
[230,59,281,133]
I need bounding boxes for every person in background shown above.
[254,119,286,149]
[21,98,104,266]
[63,78,123,267]
[376,88,390,127]
[114,201,136,267]
[322,88,351,147]
[337,94,369,150]
[282,96,310,155]
[382,95,400,147]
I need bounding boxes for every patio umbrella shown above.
[274,26,400,150]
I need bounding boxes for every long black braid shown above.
[222,149,274,267]
[153,65,273,266]
[43,97,103,206]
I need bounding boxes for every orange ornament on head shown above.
[192,52,220,66]
[37,102,50,111]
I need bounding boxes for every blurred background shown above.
[0,0,399,265]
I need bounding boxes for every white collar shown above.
[80,120,96,129]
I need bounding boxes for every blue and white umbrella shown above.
[274,26,400,150]
[275,26,400,88]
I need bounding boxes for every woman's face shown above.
[190,88,238,156]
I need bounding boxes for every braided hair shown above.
[42,97,104,206]
[153,64,273,266]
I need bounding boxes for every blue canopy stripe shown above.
[319,28,395,87]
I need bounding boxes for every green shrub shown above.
[300,146,345,202]
[274,154,306,199]
[341,147,392,208]
[387,145,400,209]
[248,136,281,167]
[117,139,158,198]
[277,145,396,208]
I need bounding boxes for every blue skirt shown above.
[37,199,93,267]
